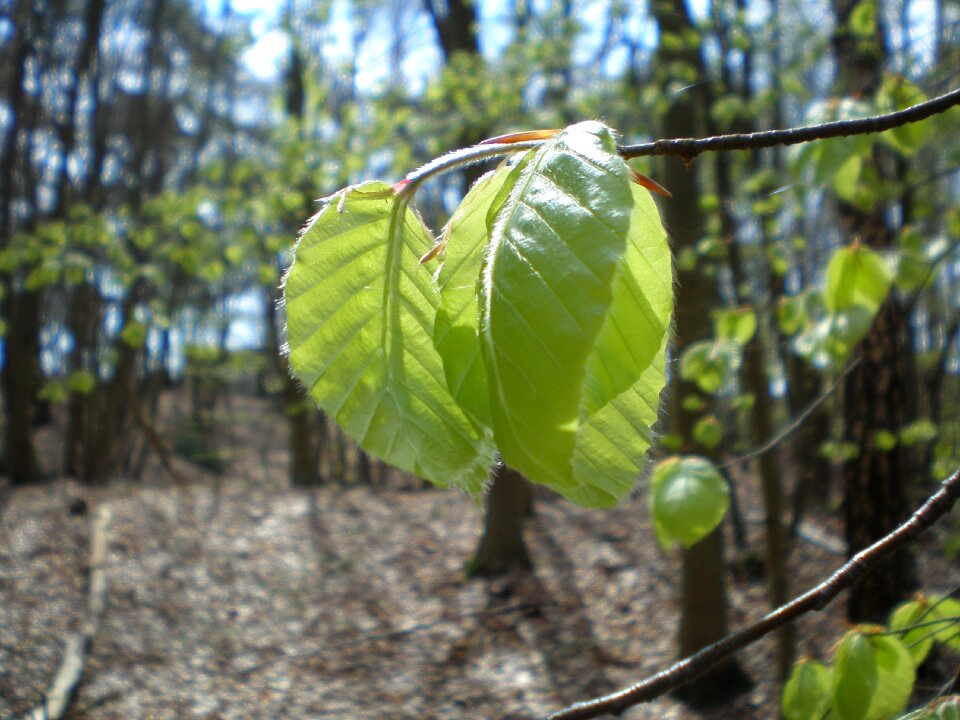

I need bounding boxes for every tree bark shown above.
[651,0,749,699]
[466,463,532,578]
[0,0,42,484]
[831,0,917,622]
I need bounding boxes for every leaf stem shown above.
[398,142,541,198]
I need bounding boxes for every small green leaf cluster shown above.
[787,243,892,370]
[680,306,757,396]
[783,595,960,720]
[284,122,674,507]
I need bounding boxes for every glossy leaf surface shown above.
[479,121,671,506]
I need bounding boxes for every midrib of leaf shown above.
[378,199,486,449]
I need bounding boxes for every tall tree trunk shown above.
[278,22,320,487]
[651,0,750,701]
[59,0,106,477]
[831,0,917,622]
[0,0,42,483]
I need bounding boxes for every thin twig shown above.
[618,86,960,160]
[546,467,960,720]
[719,357,861,470]
[21,505,113,720]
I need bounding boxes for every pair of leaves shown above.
[793,243,891,370]
[888,595,960,666]
[784,630,914,720]
[284,122,673,507]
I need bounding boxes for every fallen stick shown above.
[22,504,113,720]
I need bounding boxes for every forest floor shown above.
[0,388,957,720]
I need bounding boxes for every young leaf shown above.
[824,244,891,315]
[479,121,671,506]
[783,660,832,720]
[714,306,757,344]
[898,697,960,720]
[833,631,878,720]
[679,340,743,393]
[889,598,935,665]
[650,456,729,549]
[284,182,493,494]
[693,415,723,449]
[434,163,520,428]
[931,597,960,652]
[865,634,915,720]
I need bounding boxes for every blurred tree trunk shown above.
[424,0,487,186]
[425,0,533,573]
[279,17,320,486]
[0,0,42,484]
[58,0,106,477]
[832,0,917,622]
[83,0,167,484]
[467,463,532,577]
[710,10,794,674]
[652,0,750,702]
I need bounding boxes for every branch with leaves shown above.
[283,80,960,720]
[547,467,960,720]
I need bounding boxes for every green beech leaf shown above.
[120,322,148,348]
[778,294,808,336]
[898,697,960,720]
[783,660,832,720]
[866,634,914,719]
[890,598,935,665]
[67,370,97,395]
[833,631,878,720]
[849,0,877,37]
[878,77,932,156]
[650,455,729,549]
[434,163,517,428]
[479,121,671,506]
[931,598,960,651]
[679,340,742,393]
[284,181,493,494]
[693,415,723,449]
[898,419,938,446]
[714,306,757,344]
[824,244,891,315]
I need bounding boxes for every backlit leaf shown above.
[435,163,517,428]
[650,455,729,549]
[783,660,832,720]
[284,181,494,494]
[479,121,671,506]
[833,631,878,720]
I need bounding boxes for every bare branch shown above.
[618,87,960,160]
[546,467,960,720]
